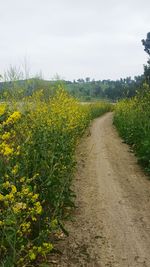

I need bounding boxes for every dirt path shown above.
[53,113,150,267]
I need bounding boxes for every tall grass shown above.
[114,84,150,173]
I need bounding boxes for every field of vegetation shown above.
[114,83,150,173]
[0,86,112,267]
[0,73,143,102]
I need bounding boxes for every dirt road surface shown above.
[53,113,150,267]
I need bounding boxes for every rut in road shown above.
[54,112,150,267]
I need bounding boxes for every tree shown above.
[4,65,23,82]
[142,32,150,55]
[85,77,90,83]
[77,78,84,83]
[142,33,150,84]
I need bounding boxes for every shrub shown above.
[0,86,112,266]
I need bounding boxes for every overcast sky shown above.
[0,0,149,81]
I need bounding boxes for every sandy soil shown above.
[51,113,150,267]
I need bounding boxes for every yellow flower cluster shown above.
[12,202,27,213]
[4,111,21,125]
[0,142,14,156]
[0,103,7,117]
[0,87,112,266]
[28,242,53,261]
[1,131,11,140]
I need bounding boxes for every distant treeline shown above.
[0,75,145,102]
[65,76,144,101]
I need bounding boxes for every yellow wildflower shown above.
[20,177,25,183]
[12,165,19,175]
[1,132,11,141]
[4,145,13,156]
[29,252,36,260]
[31,216,37,221]
[12,202,27,213]
[0,103,7,116]
[0,143,14,157]
[0,193,4,201]
[20,222,31,233]
[11,185,17,194]
[43,242,53,251]
[3,181,10,188]
[4,111,21,125]
[5,193,14,201]
[22,186,30,195]
[37,246,42,253]
[35,201,42,214]
[32,193,39,201]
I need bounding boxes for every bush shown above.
[0,86,112,266]
[114,84,150,172]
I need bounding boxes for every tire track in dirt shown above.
[53,112,150,267]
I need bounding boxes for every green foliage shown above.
[142,32,150,56]
[114,83,150,172]
[65,77,143,101]
[142,32,150,84]
[0,75,144,102]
